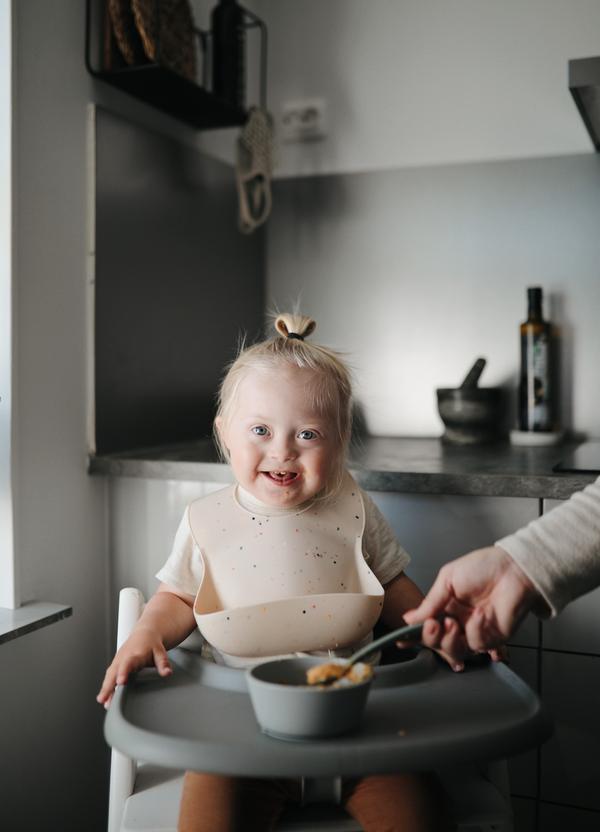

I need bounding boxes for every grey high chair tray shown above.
[105,648,552,777]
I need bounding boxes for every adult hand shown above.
[403,546,540,661]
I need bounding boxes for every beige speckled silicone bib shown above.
[191,473,384,658]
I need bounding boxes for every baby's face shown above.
[217,366,338,508]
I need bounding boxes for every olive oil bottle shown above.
[518,287,553,432]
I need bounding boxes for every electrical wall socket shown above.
[280,98,327,142]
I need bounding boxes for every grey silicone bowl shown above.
[246,657,372,741]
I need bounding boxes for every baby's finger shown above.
[422,617,444,648]
[97,666,118,704]
[395,618,440,650]
[153,646,172,677]
[437,618,468,669]
[488,644,509,663]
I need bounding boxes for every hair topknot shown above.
[274,314,316,340]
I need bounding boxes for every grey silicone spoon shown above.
[307,621,427,686]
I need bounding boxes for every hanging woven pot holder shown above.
[236,107,275,234]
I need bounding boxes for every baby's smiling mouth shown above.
[263,470,299,485]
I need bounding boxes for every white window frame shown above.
[0,0,17,609]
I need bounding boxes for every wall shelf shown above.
[88,63,246,130]
[85,0,265,131]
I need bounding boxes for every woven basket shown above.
[131,0,197,81]
[108,0,146,65]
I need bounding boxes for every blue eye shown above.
[298,429,318,441]
[252,425,268,436]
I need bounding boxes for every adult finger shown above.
[463,607,504,652]
[403,574,454,624]
[396,617,443,650]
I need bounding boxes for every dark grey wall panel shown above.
[95,109,264,453]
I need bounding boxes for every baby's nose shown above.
[271,438,297,461]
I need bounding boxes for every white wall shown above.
[260,0,600,177]
[259,1,600,438]
[195,1,600,176]
[267,154,600,438]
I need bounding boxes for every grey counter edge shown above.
[351,469,596,500]
[0,602,73,645]
[88,455,234,484]
[88,455,595,501]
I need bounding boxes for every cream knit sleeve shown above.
[495,475,600,617]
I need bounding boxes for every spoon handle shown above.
[347,621,426,666]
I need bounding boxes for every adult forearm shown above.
[496,476,600,616]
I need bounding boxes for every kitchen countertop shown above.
[0,601,72,646]
[88,436,598,500]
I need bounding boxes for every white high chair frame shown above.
[107,588,514,832]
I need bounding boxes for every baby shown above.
[98,313,453,831]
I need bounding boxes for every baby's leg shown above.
[343,772,452,832]
[177,772,300,832]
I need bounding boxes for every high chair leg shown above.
[107,588,146,831]
[108,750,137,832]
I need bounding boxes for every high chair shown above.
[107,588,515,832]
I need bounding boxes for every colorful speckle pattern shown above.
[190,473,384,658]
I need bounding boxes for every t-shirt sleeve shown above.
[155,506,204,598]
[361,490,411,586]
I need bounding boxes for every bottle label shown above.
[520,332,552,431]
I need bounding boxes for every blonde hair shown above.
[214,313,353,499]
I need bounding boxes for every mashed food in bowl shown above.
[306,661,374,687]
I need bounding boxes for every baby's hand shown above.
[397,617,509,672]
[397,616,467,673]
[96,626,172,708]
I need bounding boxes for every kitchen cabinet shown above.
[511,797,537,832]
[535,498,600,821]
[368,491,540,648]
[538,803,600,832]
[540,652,600,812]
[504,647,540,800]
[369,491,542,819]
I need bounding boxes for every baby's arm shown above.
[380,572,425,629]
[96,583,196,706]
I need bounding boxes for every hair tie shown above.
[287,332,305,341]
